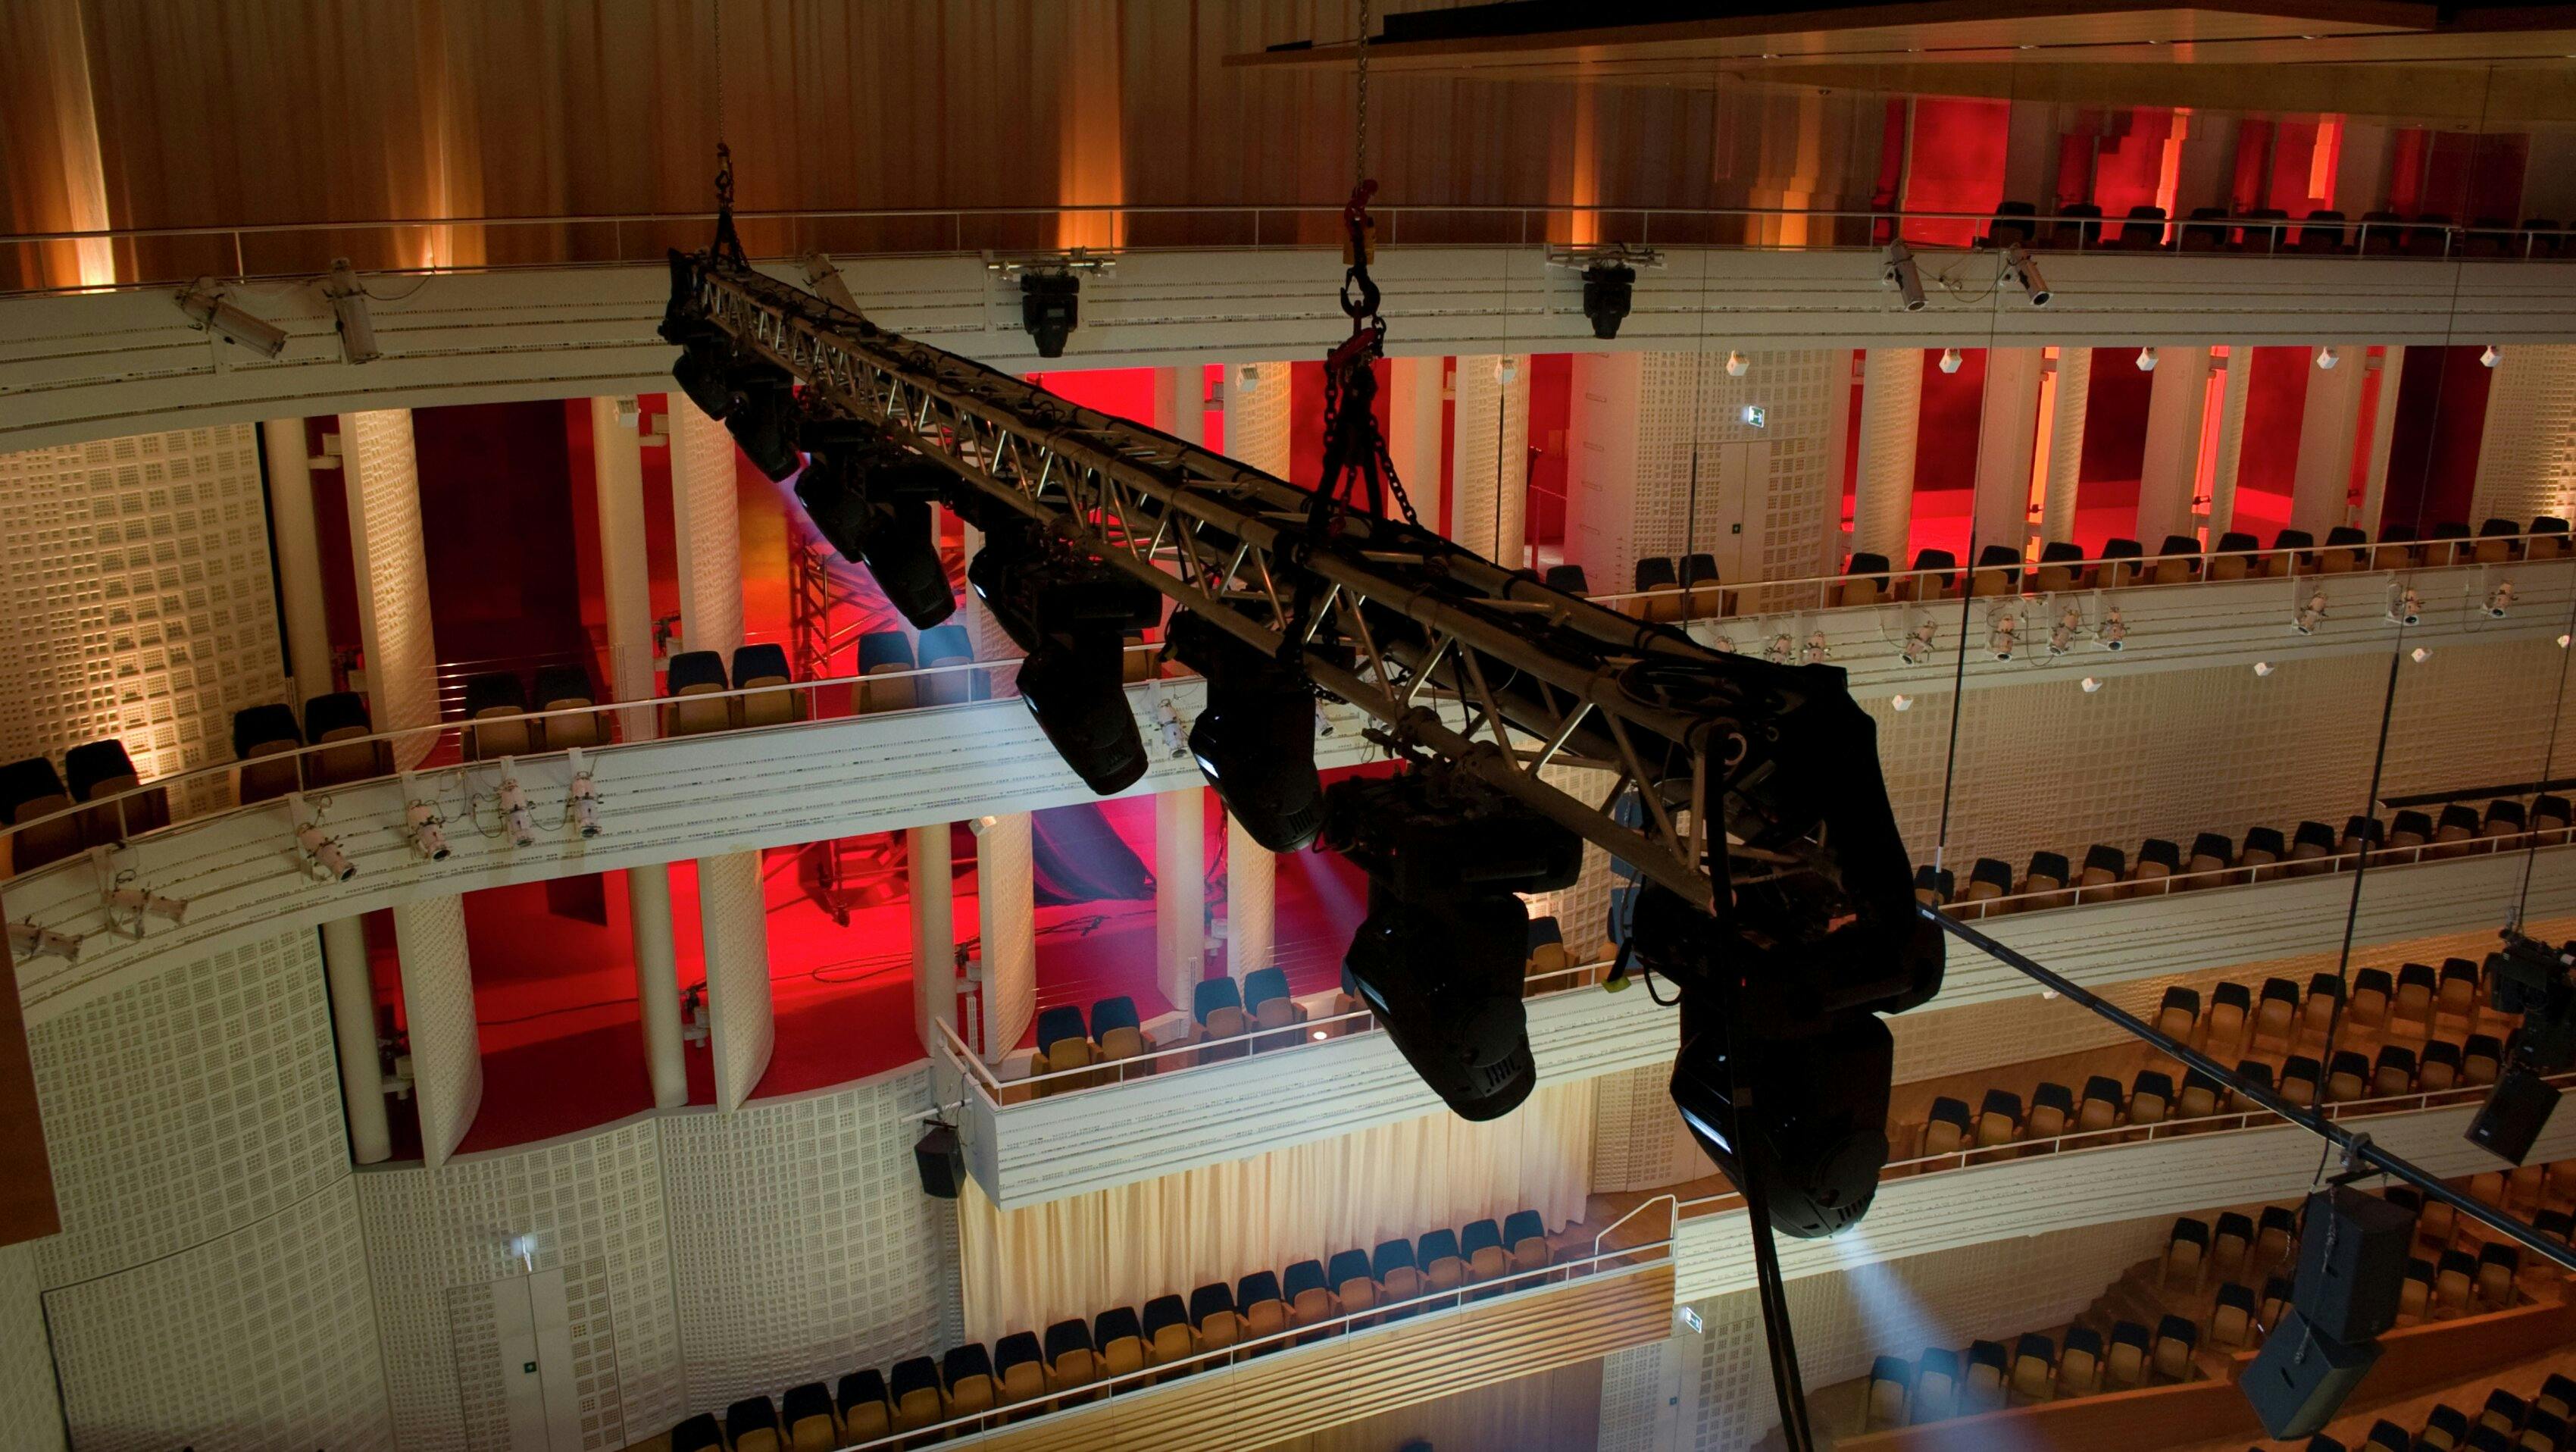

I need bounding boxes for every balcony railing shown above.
[7,202,2570,298]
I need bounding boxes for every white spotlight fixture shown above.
[1763,633,1796,664]
[1890,693,1915,712]
[1939,346,1965,374]
[399,773,451,861]
[2481,345,2503,369]
[2080,676,2103,693]
[1804,631,1830,665]
[2049,603,2081,656]
[323,258,379,364]
[2389,587,2423,627]
[1726,350,1751,378]
[495,764,538,848]
[1987,610,2020,661]
[2000,244,2052,306]
[2252,660,2274,677]
[2294,590,2328,634]
[2136,347,2159,373]
[175,279,289,358]
[289,796,357,881]
[2487,581,2515,618]
[1153,698,1189,758]
[2315,345,2340,371]
[2099,606,2127,651]
[102,887,188,934]
[7,921,81,963]
[1881,240,1928,311]
[1900,619,1937,665]
[566,768,603,839]
[2411,646,2432,663]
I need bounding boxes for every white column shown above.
[1156,787,1208,1012]
[261,418,333,703]
[669,402,742,661]
[975,812,1035,1064]
[2470,345,2576,523]
[1972,348,2044,558]
[392,894,479,1169]
[1153,365,1206,447]
[2135,345,2213,546]
[2291,346,2369,536]
[318,916,389,1165]
[2039,348,2090,547]
[910,822,957,1055]
[1221,361,1292,477]
[1226,813,1274,980]
[1852,348,1924,563]
[1387,356,1447,537]
[2207,343,2256,537]
[591,396,656,738]
[628,862,686,1109]
[339,408,439,769]
[2358,346,2406,536]
[1451,355,1531,567]
[699,850,774,1111]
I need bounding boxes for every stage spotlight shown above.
[175,280,289,358]
[405,799,452,862]
[496,769,539,848]
[566,765,603,838]
[102,888,188,932]
[2137,346,2160,372]
[969,518,1161,793]
[1323,767,1581,1122]
[724,373,804,481]
[1880,241,1927,311]
[796,428,958,628]
[2001,244,2052,306]
[1670,990,1894,1238]
[290,798,357,881]
[1021,271,1080,357]
[324,258,379,364]
[1938,346,1963,374]
[1168,609,1324,851]
[6,921,81,964]
[1581,262,1635,340]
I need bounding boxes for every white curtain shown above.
[957,1082,1598,1345]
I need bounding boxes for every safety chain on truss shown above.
[674,249,1735,909]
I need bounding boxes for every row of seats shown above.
[854,627,977,714]
[665,1210,1562,1450]
[1865,1318,2196,1427]
[664,644,803,736]
[1839,517,2568,608]
[1927,800,2568,915]
[2146,962,2512,1052]
[1,739,164,874]
[1977,200,2573,259]
[230,693,392,805]
[458,664,605,757]
[2284,1372,2575,1451]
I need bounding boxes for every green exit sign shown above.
[1741,405,1766,429]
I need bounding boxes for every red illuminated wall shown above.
[2380,345,2496,532]
[1901,98,2010,246]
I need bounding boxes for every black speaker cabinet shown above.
[2242,1310,2383,1440]
[2466,1062,2563,1166]
[2291,1187,2415,1343]
[914,1123,964,1200]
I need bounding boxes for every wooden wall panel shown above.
[1248,1357,1606,1452]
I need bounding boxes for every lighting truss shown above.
[673,250,1750,909]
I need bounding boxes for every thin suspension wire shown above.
[2309,646,2406,1186]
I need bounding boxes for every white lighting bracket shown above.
[1543,242,1665,271]
[983,248,1118,279]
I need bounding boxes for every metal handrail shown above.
[1671,1067,2576,1217]
[952,956,1615,1102]
[1593,1193,1680,1263]
[1577,527,2573,615]
[0,641,1154,862]
[817,1228,1674,1451]
[8,201,2570,298]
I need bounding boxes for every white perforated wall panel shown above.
[1221,361,1293,478]
[1596,1339,1680,1452]
[1852,349,1923,562]
[701,849,775,1111]
[0,426,282,815]
[356,1116,679,1452]
[2471,343,2576,524]
[2043,347,2092,543]
[1590,1066,1713,1194]
[1682,1212,2177,1450]
[339,408,439,770]
[1452,355,1531,568]
[0,1244,60,1452]
[25,927,343,1286]
[43,1178,392,1452]
[395,894,482,1168]
[671,404,744,659]
[658,1068,963,1410]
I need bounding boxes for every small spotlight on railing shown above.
[175,279,289,358]
[2488,581,2515,619]
[102,888,187,934]
[495,764,538,848]
[324,258,378,365]
[2389,587,2422,627]
[7,921,81,963]
[289,796,356,881]
[2000,245,2051,307]
[2294,590,2328,634]
[1881,241,1927,312]
[2099,607,2127,651]
[567,767,604,839]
